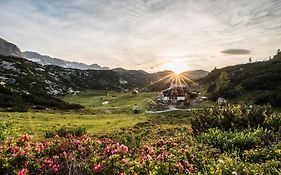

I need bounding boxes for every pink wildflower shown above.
[17,168,28,175]
[120,158,128,165]
[177,162,184,171]
[111,149,118,155]
[54,134,59,139]
[119,144,128,153]
[189,166,194,173]
[93,163,102,172]
[51,164,60,172]
[157,139,165,146]
[148,148,155,156]
[156,154,164,161]
[184,160,190,167]
[104,145,111,153]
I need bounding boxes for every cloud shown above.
[221,49,251,55]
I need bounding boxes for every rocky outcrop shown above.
[0,38,23,57]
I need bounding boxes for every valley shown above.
[1,32,281,175]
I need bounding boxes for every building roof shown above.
[161,83,190,93]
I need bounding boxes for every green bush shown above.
[208,157,281,175]
[191,104,273,133]
[263,114,281,132]
[44,127,86,138]
[197,128,271,151]
[0,120,19,140]
[244,147,281,163]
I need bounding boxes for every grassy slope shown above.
[63,91,157,113]
[0,112,147,140]
[0,92,157,140]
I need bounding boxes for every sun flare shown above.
[163,62,188,74]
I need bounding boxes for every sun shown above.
[163,62,188,74]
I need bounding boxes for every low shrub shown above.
[197,128,271,151]
[191,104,274,133]
[0,134,195,175]
[44,127,86,138]
[263,114,281,132]
[208,156,281,175]
[244,147,281,163]
[0,120,19,141]
[147,99,168,111]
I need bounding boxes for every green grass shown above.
[0,112,148,140]
[0,91,205,140]
[0,91,158,140]
[63,91,157,113]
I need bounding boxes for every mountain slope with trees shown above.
[0,55,121,111]
[201,50,281,106]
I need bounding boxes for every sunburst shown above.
[151,71,193,87]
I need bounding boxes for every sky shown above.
[0,0,281,72]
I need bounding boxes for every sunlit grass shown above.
[0,112,148,140]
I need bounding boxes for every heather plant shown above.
[1,104,280,174]
[44,127,86,138]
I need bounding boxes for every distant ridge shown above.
[23,51,110,70]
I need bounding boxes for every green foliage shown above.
[44,127,86,138]
[191,104,275,133]
[197,128,271,151]
[255,90,281,106]
[263,114,281,132]
[0,55,122,111]
[1,89,281,174]
[202,52,281,106]
[209,157,281,175]
[147,99,168,111]
[244,146,281,163]
[0,119,19,140]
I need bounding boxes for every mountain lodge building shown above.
[158,84,191,103]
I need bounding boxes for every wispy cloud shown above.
[0,0,281,71]
[221,49,251,55]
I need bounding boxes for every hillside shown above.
[0,55,122,111]
[182,70,209,80]
[0,38,210,111]
[201,50,281,106]
[113,69,209,90]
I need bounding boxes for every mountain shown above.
[201,50,281,106]
[0,55,121,111]
[112,68,155,88]
[23,51,110,70]
[181,70,209,80]
[0,38,109,70]
[0,38,210,111]
[0,38,23,57]
[112,69,209,91]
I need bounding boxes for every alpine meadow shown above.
[0,1,281,175]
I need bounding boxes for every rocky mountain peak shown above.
[0,38,23,57]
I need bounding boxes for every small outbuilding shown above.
[131,89,139,96]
